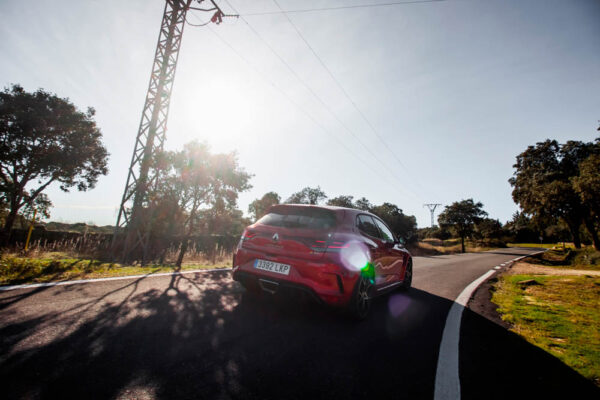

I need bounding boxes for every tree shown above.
[438,199,487,253]
[504,211,539,243]
[571,149,600,249]
[326,195,355,208]
[163,141,252,266]
[509,139,599,249]
[473,218,503,242]
[370,202,417,243]
[0,84,109,238]
[285,186,327,205]
[15,194,52,230]
[248,191,280,221]
[561,139,600,249]
[354,197,373,211]
[509,140,579,247]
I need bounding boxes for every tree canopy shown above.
[438,199,487,252]
[285,186,327,205]
[509,138,600,249]
[248,191,280,221]
[354,197,373,211]
[572,149,600,237]
[0,84,109,237]
[326,195,355,208]
[370,202,417,243]
[159,141,252,266]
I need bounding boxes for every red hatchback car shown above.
[232,204,413,318]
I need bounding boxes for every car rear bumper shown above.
[232,251,358,307]
[233,270,325,303]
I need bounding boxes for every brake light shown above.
[328,241,349,250]
[241,231,257,241]
[310,239,349,253]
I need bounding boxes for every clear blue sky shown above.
[1,0,599,227]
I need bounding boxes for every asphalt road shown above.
[1,248,598,399]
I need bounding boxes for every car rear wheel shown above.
[400,260,412,291]
[348,275,372,320]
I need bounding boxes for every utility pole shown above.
[113,0,235,263]
[423,203,442,228]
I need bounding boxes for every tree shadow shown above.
[414,254,454,259]
[483,250,543,257]
[460,306,599,399]
[0,285,52,311]
[0,272,597,399]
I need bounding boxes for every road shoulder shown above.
[459,262,600,399]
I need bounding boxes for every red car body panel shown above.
[232,204,412,307]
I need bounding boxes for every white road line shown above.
[433,250,547,400]
[434,269,496,400]
[0,268,231,292]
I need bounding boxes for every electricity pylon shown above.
[423,203,442,228]
[114,0,235,263]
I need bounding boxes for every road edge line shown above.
[433,249,547,400]
[0,268,231,292]
[434,269,496,400]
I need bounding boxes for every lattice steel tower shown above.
[114,0,233,262]
[423,203,442,228]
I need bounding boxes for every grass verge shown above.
[409,238,496,256]
[529,247,600,271]
[507,243,570,249]
[492,273,600,387]
[0,254,231,286]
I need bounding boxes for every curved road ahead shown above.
[1,248,598,399]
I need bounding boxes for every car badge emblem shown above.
[272,233,279,242]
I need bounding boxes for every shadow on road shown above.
[484,249,545,257]
[0,272,597,399]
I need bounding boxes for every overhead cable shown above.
[242,0,448,16]
[220,0,424,201]
[202,24,420,201]
[271,0,435,199]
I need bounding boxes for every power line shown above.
[242,0,448,16]
[198,22,420,201]
[219,0,423,201]
[271,0,435,199]
[186,15,211,26]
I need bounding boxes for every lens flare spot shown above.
[339,241,370,272]
[361,262,375,283]
[388,293,411,318]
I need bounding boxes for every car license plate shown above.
[254,259,291,275]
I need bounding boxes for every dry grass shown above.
[0,250,232,286]
[507,243,575,249]
[509,262,600,276]
[492,274,600,386]
[408,238,495,256]
[526,247,600,271]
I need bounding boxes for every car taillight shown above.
[310,239,349,253]
[241,231,257,241]
[239,230,257,248]
[311,240,328,252]
[328,241,349,250]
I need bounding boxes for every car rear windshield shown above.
[257,207,337,230]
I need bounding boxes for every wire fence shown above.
[3,229,239,265]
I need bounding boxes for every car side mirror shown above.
[395,238,405,247]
